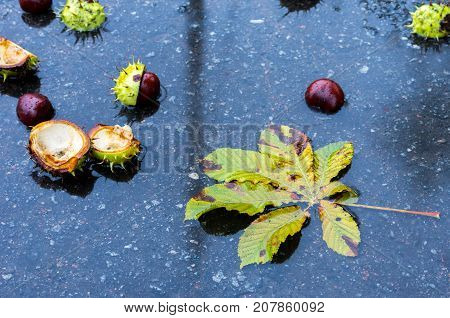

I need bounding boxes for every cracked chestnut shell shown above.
[29,120,90,174]
[88,124,140,170]
[305,78,345,113]
[113,61,161,107]
[0,37,39,81]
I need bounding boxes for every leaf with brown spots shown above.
[318,200,360,257]
[258,125,310,160]
[258,125,315,199]
[238,206,310,268]
[317,181,358,202]
[201,148,284,185]
[313,142,354,194]
[333,188,359,205]
[185,125,438,267]
[184,182,300,220]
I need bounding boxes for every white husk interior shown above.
[92,125,133,152]
[35,123,84,164]
[0,37,28,67]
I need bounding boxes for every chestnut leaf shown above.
[185,125,438,267]
[238,206,310,268]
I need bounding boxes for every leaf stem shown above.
[340,203,440,219]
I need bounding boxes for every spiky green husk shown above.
[60,0,106,32]
[29,120,91,175]
[112,61,146,107]
[66,155,88,176]
[91,144,140,170]
[408,3,450,39]
[0,55,39,81]
[89,124,141,171]
[0,38,39,82]
[0,69,17,82]
[26,55,39,70]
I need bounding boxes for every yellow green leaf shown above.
[313,142,354,191]
[258,125,315,197]
[185,182,301,220]
[184,125,438,266]
[318,200,360,257]
[334,190,359,205]
[238,206,310,268]
[201,148,280,185]
[258,125,310,161]
[318,181,358,201]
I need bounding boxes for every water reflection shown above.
[359,0,409,26]
[280,0,321,16]
[31,157,142,194]
[117,102,160,124]
[63,25,108,45]
[185,0,206,165]
[272,232,302,263]
[31,169,98,198]
[182,0,208,276]
[199,209,258,236]
[410,35,449,52]
[21,11,56,28]
[91,160,141,183]
[0,75,41,98]
[198,205,314,264]
[116,85,166,124]
[375,84,449,196]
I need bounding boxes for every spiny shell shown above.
[88,124,141,170]
[60,0,106,32]
[0,36,39,81]
[408,3,449,39]
[29,120,90,175]
[112,61,146,107]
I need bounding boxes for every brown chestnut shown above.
[17,93,54,126]
[305,78,345,113]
